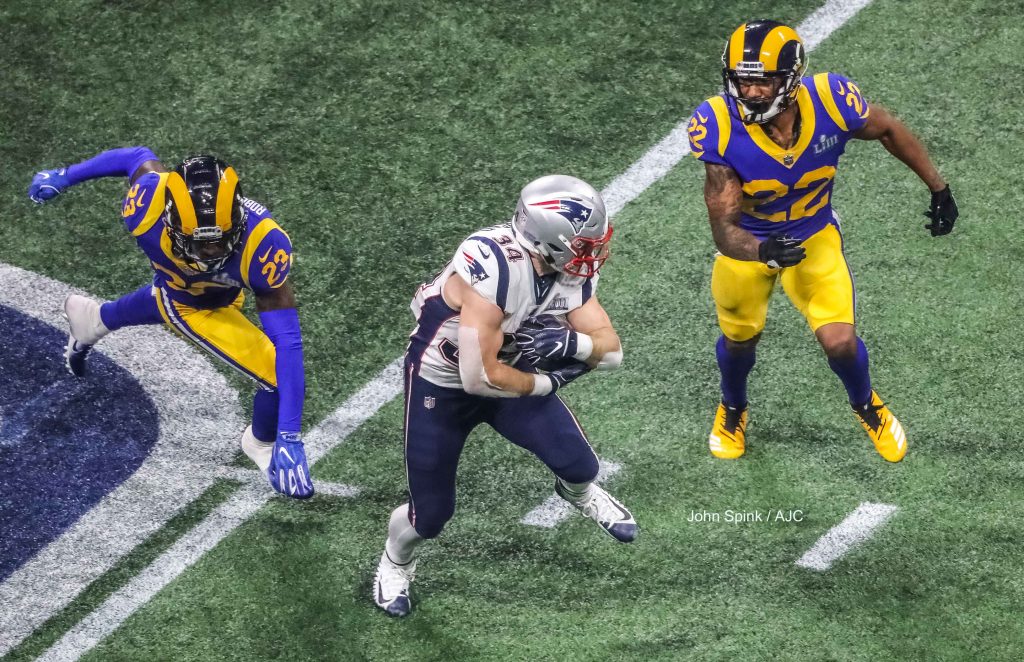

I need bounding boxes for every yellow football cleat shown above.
[853,390,907,462]
[708,402,748,459]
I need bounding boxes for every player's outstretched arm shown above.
[703,163,805,266]
[854,103,958,236]
[255,282,314,499]
[566,296,622,370]
[28,146,166,203]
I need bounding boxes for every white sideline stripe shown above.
[521,461,621,528]
[795,502,898,571]
[38,2,872,657]
[39,361,402,662]
[215,466,362,498]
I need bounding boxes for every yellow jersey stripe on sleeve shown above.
[814,73,849,133]
[240,218,284,289]
[131,173,171,237]
[707,96,732,157]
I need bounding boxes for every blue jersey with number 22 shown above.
[688,72,870,241]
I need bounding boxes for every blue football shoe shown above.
[555,479,638,543]
[373,552,415,617]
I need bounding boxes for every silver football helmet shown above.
[511,174,612,278]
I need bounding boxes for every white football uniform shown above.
[408,223,597,389]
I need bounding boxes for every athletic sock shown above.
[828,336,873,407]
[716,335,755,409]
[385,503,424,565]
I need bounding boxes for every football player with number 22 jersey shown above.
[372,175,636,617]
[29,147,314,499]
[688,20,958,462]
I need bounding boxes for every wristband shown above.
[572,333,593,361]
[530,373,554,396]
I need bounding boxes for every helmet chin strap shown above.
[530,253,557,276]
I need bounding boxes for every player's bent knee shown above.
[412,515,450,540]
[551,449,600,485]
[725,332,761,352]
[816,325,857,359]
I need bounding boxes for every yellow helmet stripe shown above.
[165,172,199,234]
[727,24,746,69]
[215,166,239,232]
[760,25,801,70]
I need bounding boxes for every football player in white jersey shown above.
[373,175,636,617]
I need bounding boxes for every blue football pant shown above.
[403,359,600,539]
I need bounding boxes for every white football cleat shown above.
[240,425,274,473]
[62,294,109,377]
[555,480,638,543]
[373,551,416,617]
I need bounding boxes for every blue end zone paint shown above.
[0,305,159,580]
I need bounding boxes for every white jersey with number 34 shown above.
[408,223,598,389]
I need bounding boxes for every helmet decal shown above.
[528,198,594,233]
[511,175,610,278]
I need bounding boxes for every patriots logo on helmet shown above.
[462,251,489,285]
[530,198,593,233]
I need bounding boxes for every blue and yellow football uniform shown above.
[120,171,293,388]
[688,73,870,341]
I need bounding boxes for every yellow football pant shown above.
[153,288,278,389]
[711,222,855,342]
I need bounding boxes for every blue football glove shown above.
[28,168,71,204]
[267,432,315,499]
[515,314,578,368]
[545,360,592,393]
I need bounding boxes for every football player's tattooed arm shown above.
[854,103,946,192]
[447,275,536,397]
[566,296,622,370]
[704,163,760,261]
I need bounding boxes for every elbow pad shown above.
[596,348,623,371]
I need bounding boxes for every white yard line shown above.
[521,460,621,527]
[795,502,898,571]
[36,2,873,658]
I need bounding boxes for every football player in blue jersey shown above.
[28,148,314,498]
[687,20,958,462]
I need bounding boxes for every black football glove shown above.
[757,233,806,268]
[545,360,591,393]
[515,314,577,369]
[924,185,958,236]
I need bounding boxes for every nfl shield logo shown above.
[783,153,794,166]
[424,396,436,410]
